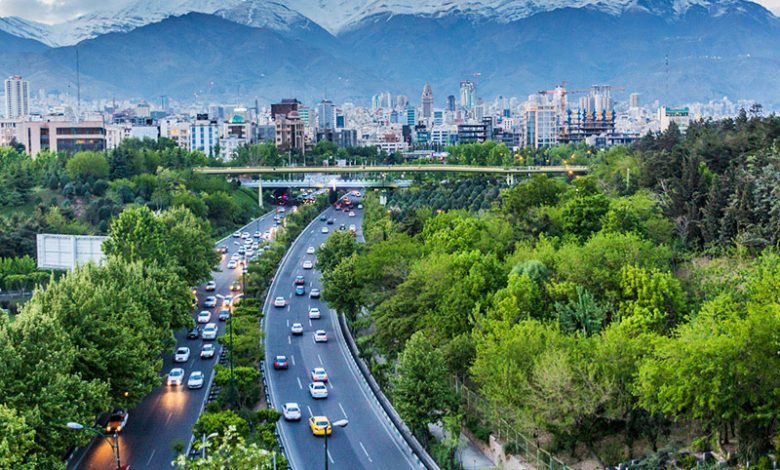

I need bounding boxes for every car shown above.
[353,191,362,197]
[252,242,259,249]
[358,204,363,209]
[106,409,129,433]
[232,231,241,238]
[167,368,185,386]
[197,310,212,323]
[277,207,286,213]
[295,285,305,296]
[223,295,234,306]
[203,296,217,308]
[343,208,350,213]
[230,281,241,291]
[202,323,218,340]
[309,416,332,436]
[227,260,237,269]
[245,249,254,257]
[200,343,216,359]
[294,275,305,285]
[238,246,246,255]
[187,325,201,339]
[319,215,327,221]
[309,288,321,299]
[254,231,262,238]
[283,402,302,421]
[204,280,217,291]
[348,211,355,217]
[306,246,316,254]
[308,307,321,319]
[302,260,314,269]
[335,203,341,210]
[218,309,230,321]
[338,224,346,231]
[174,347,191,363]
[311,367,328,382]
[242,265,248,274]
[291,323,304,335]
[273,355,289,370]
[314,330,328,343]
[242,232,250,239]
[188,371,205,389]
[321,227,329,234]
[274,296,286,307]
[217,246,228,254]
[327,219,334,225]
[309,382,329,399]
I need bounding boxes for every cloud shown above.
[0,0,132,24]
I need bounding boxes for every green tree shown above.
[174,426,275,469]
[160,206,219,285]
[317,231,358,274]
[66,152,109,182]
[554,285,607,336]
[618,265,687,333]
[392,331,455,443]
[322,253,363,321]
[193,411,250,439]
[104,205,167,264]
[0,404,37,470]
[561,194,610,239]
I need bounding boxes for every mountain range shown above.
[0,0,778,106]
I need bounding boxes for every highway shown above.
[69,210,282,470]
[264,200,420,470]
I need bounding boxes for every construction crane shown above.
[538,83,626,115]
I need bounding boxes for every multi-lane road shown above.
[69,211,281,470]
[264,200,420,470]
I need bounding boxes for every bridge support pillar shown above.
[506,174,516,186]
[257,178,263,208]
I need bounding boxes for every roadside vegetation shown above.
[320,113,780,468]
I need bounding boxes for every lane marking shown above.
[328,449,334,464]
[287,336,291,345]
[286,319,289,327]
[318,354,323,365]
[165,411,173,426]
[146,449,157,466]
[339,402,348,419]
[309,319,313,327]
[291,355,296,366]
[296,377,302,390]
[359,441,373,462]
[307,405,313,417]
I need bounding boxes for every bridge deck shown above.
[195,164,587,175]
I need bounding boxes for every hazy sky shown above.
[0,0,779,24]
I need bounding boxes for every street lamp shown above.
[324,419,349,470]
[66,421,121,470]
[201,432,219,459]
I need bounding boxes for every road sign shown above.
[36,234,107,270]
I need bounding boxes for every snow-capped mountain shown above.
[0,0,771,46]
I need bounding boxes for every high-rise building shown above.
[316,100,335,130]
[271,99,301,121]
[447,95,456,112]
[524,95,558,149]
[4,75,29,119]
[629,93,640,109]
[421,82,433,119]
[191,114,219,157]
[275,111,305,151]
[459,80,476,112]
[658,107,690,133]
[396,95,408,109]
[405,105,417,126]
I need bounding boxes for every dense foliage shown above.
[322,114,780,467]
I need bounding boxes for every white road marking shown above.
[146,449,157,466]
[317,354,323,365]
[287,305,290,312]
[288,292,292,299]
[165,411,173,426]
[328,380,334,390]
[291,355,295,366]
[309,319,313,327]
[339,402,348,419]
[359,441,373,462]
[296,377,302,390]
[287,336,291,345]
[307,405,313,417]
[328,450,334,464]
[286,319,289,327]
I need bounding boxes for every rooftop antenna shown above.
[664,53,669,104]
[75,47,81,121]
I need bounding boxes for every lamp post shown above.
[201,432,219,459]
[324,419,349,470]
[66,422,121,470]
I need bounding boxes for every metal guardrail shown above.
[337,313,441,470]
[196,164,589,176]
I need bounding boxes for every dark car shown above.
[339,224,346,231]
[106,409,129,433]
[319,215,327,221]
[217,245,228,254]
[187,326,201,339]
[294,275,305,285]
[327,219,334,225]
[273,355,289,370]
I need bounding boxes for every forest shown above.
[319,113,780,469]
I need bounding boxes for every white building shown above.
[4,75,29,119]
[658,106,691,133]
[191,117,219,156]
[524,95,558,149]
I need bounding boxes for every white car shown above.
[357,204,363,209]
[204,281,216,291]
[314,330,328,343]
[348,211,355,217]
[309,382,328,399]
[202,323,218,340]
[174,347,190,363]
[227,260,237,269]
[306,246,316,254]
[187,371,204,389]
[167,368,185,386]
[242,232,250,239]
[302,260,314,269]
[283,402,302,421]
[232,231,241,238]
[321,227,329,234]
[291,323,304,335]
[308,307,321,319]
[200,343,216,359]
[274,296,286,307]
[197,311,211,323]
[254,231,262,238]
[246,249,255,257]
[203,296,217,308]
[311,367,328,382]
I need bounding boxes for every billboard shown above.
[36,234,108,271]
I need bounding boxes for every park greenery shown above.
[319,113,780,468]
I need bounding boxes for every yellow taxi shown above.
[308,416,332,436]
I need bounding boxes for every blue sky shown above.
[0,0,779,23]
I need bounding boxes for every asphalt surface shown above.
[69,210,282,470]
[264,200,419,470]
